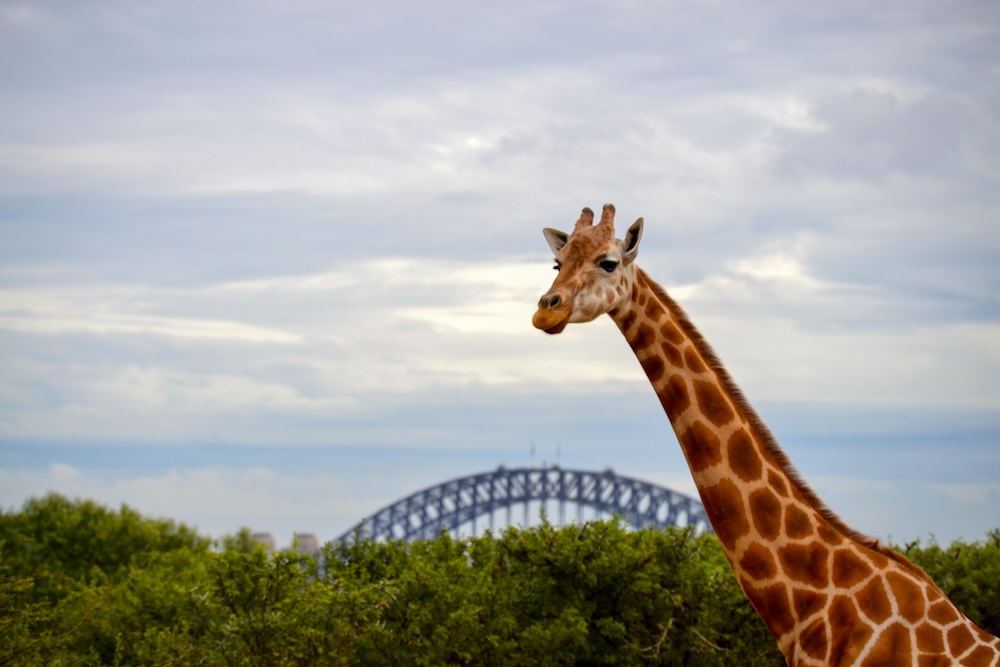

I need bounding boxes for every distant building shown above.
[251,532,275,550]
[293,532,320,555]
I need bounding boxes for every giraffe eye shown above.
[599,259,619,273]
[553,261,562,271]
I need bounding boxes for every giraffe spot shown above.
[678,420,722,473]
[661,341,684,368]
[693,379,735,427]
[887,570,926,624]
[629,322,656,353]
[620,310,637,333]
[832,549,873,589]
[946,624,976,657]
[928,599,961,626]
[658,375,691,426]
[739,542,776,580]
[784,505,813,539]
[630,284,640,302]
[644,298,664,321]
[828,595,874,667]
[915,622,945,654]
[864,548,889,570]
[857,575,893,625]
[862,622,911,667]
[793,589,827,621]
[728,428,762,482]
[640,355,665,384]
[962,645,999,666]
[972,624,999,645]
[748,489,782,541]
[701,478,750,552]
[660,321,684,344]
[683,347,706,373]
[741,580,796,639]
[768,470,788,497]
[919,655,955,667]
[817,522,844,546]
[799,617,829,660]
[778,542,829,588]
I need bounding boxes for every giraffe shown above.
[532,204,1000,667]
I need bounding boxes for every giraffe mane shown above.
[636,268,934,577]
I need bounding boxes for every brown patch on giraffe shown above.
[644,298,664,321]
[700,478,750,552]
[799,617,829,661]
[793,589,828,623]
[661,341,684,368]
[962,645,998,666]
[748,489,782,541]
[831,549,873,589]
[678,420,722,473]
[693,379,736,427]
[739,542,776,580]
[828,595,874,666]
[887,570,926,624]
[728,428,762,482]
[683,347,706,373]
[817,522,844,546]
[660,320,684,345]
[778,542,829,588]
[768,470,788,497]
[658,375,691,426]
[864,547,889,570]
[915,622,946,654]
[640,355,665,384]
[785,505,813,539]
[862,622,911,667]
[629,322,656,353]
[630,283,639,302]
[946,624,976,658]
[919,656,956,667]
[972,624,1000,645]
[741,580,796,638]
[928,599,961,626]
[620,309,637,333]
[857,575,892,625]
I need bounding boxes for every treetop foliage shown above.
[1,493,996,666]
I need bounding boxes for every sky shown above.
[1,0,998,548]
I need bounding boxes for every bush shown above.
[1,494,996,665]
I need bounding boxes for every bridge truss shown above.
[335,466,711,542]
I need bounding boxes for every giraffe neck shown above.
[609,267,842,554]
[609,268,1000,665]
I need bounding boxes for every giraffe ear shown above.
[622,217,643,264]
[542,228,569,256]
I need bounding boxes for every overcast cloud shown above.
[1,0,998,546]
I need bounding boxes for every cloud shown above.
[1,0,998,545]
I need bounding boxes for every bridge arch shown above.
[336,466,711,542]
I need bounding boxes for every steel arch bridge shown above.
[335,465,711,543]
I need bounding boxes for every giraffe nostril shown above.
[538,294,561,309]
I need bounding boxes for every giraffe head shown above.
[533,203,644,334]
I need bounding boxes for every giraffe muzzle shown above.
[533,291,571,334]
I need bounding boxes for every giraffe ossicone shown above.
[533,204,1000,667]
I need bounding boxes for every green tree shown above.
[0,493,209,604]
